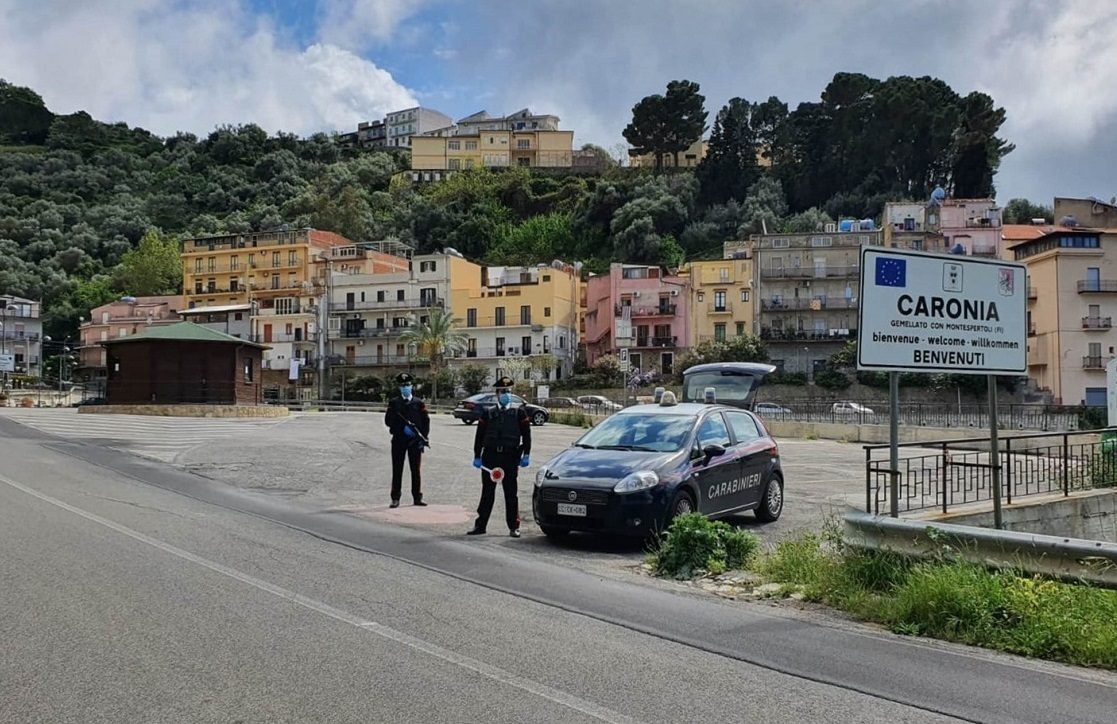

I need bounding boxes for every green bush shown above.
[549,410,593,428]
[814,368,851,390]
[768,370,807,386]
[651,513,759,579]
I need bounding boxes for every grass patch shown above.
[548,410,594,428]
[756,532,1117,669]
[649,513,760,579]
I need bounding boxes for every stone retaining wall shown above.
[78,405,289,418]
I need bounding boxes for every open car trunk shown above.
[680,362,777,411]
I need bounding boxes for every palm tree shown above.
[399,308,468,402]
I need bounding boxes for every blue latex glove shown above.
[402,426,415,438]
[472,457,483,469]
[520,455,531,468]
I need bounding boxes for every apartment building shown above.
[936,198,1002,257]
[629,139,708,169]
[1054,197,1117,229]
[180,229,407,380]
[0,295,43,378]
[178,304,252,339]
[681,257,754,346]
[753,227,883,377]
[1013,226,1117,406]
[583,264,691,376]
[385,106,453,149]
[882,202,945,252]
[452,263,581,382]
[77,295,182,380]
[326,252,478,371]
[411,129,575,173]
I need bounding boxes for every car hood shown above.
[540,448,681,485]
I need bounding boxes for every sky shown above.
[1,0,1115,205]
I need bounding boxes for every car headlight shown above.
[535,466,549,487]
[613,470,659,493]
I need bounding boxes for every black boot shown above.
[389,499,400,509]
[466,527,486,535]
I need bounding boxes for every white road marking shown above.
[0,473,642,724]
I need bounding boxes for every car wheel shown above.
[665,489,696,528]
[531,411,547,426]
[540,525,570,539]
[462,419,475,425]
[755,475,784,522]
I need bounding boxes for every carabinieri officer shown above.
[384,372,430,508]
[468,376,531,538]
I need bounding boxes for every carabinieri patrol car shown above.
[531,392,783,539]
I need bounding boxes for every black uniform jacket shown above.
[385,396,431,441]
[473,405,531,458]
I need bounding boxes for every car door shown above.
[725,411,771,510]
[689,412,739,516]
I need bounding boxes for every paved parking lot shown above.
[176,411,868,563]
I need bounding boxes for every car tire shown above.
[462,419,475,425]
[540,525,570,539]
[665,489,696,527]
[531,411,547,426]
[755,475,784,522]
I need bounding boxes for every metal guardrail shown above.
[863,428,1117,516]
[754,401,1089,431]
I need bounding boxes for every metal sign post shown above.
[857,247,1026,520]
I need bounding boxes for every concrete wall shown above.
[932,489,1117,542]
[763,420,1096,449]
[80,404,288,418]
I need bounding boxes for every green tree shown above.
[623,94,671,170]
[112,229,182,296]
[457,364,490,395]
[950,92,1014,199]
[0,79,54,145]
[624,79,707,170]
[399,308,468,401]
[697,97,761,206]
[1002,198,1052,224]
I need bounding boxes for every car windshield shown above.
[574,413,695,452]
[683,371,758,404]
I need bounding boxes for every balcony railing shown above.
[0,307,39,319]
[1083,356,1108,369]
[760,267,814,280]
[760,328,857,342]
[0,331,41,341]
[251,333,317,344]
[1077,280,1117,293]
[334,355,417,367]
[338,327,410,339]
[1083,316,1113,330]
[708,302,733,314]
[616,304,678,317]
[633,336,678,348]
[330,298,444,312]
[761,298,858,311]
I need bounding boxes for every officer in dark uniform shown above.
[468,376,531,537]
[384,372,430,508]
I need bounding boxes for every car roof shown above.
[615,402,740,416]
[683,362,777,375]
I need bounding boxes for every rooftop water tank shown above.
[930,187,946,205]
[859,219,875,231]
[839,219,856,232]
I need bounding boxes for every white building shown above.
[0,295,43,379]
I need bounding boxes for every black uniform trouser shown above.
[390,437,423,502]
[475,448,521,531]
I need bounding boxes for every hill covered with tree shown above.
[0,72,1017,342]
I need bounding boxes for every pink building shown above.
[78,295,182,381]
[936,198,1002,257]
[583,264,690,376]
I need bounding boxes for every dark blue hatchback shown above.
[531,396,783,539]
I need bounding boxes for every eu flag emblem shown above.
[875,257,907,288]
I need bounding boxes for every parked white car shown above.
[755,402,793,416]
[831,401,874,416]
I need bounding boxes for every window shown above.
[725,412,761,444]
[243,358,254,382]
[517,139,530,149]
[770,238,790,248]
[420,260,437,273]
[496,337,506,356]
[544,307,551,317]
[719,267,729,281]
[234,313,243,321]
[543,335,550,352]
[522,336,532,354]
[272,251,281,267]
[467,338,477,357]
[377,291,385,302]
[696,414,732,449]
[741,290,750,302]
[230,255,239,271]
[520,305,531,325]
[736,322,745,336]
[230,279,239,292]
[810,236,833,247]
[448,140,460,150]
[288,250,297,266]
[714,290,727,311]
[714,323,726,342]
[392,317,409,328]
[495,307,506,326]
[194,259,203,273]
[207,279,217,292]
[194,282,203,294]
[397,290,405,301]
[465,140,477,150]
[449,159,461,170]
[207,257,216,272]
[517,157,530,167]
[467,308,477,327]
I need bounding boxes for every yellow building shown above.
[449,264,581,381]
[411,129,575,171]
[630,138,708,169]
[1012,227,1117,406]
[681,257,755,345]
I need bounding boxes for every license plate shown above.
[556,503,587,517]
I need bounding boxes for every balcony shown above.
[251,333,316,344]
[708,302,733,314]
[1083,356,1109,369]
[255,305,306,316]
[338,327,404,339]
[760,267,814,280]
[1082,316,1113,330]
[633,336,677,348]
[760,328,856,342]
[334,355,416,367]
[760,298,857,312]
[329,298,444,313]
[0,331,40,342]
[616,304,678,318]
[189,286,242,296]
[1077,280,1117,293]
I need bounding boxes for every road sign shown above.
[618,349,628,363]
[857,248,1026,375]
[0,353,13,373]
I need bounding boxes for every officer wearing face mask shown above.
[468,376,531,538]
[384,372,430,508]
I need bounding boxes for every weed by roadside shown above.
[649,513,760,579]
[548,410,594,428]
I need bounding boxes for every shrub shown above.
[651,513,759,579]
[814,368,851,390]
[457,364,489,395]
[549,410,593,428]
[768,370,807,386]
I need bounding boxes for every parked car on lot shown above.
[575,395,623,413]
[532,394,783,539]
[755,402,793,416]
[536,396,585,411]
[831,401,874,416]
[452,393,550,426]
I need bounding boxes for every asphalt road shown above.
[2,417,1116,723]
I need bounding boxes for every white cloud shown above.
[0,0,418,137]
[317,0,428,50]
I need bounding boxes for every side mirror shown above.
[701,444,726,463]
